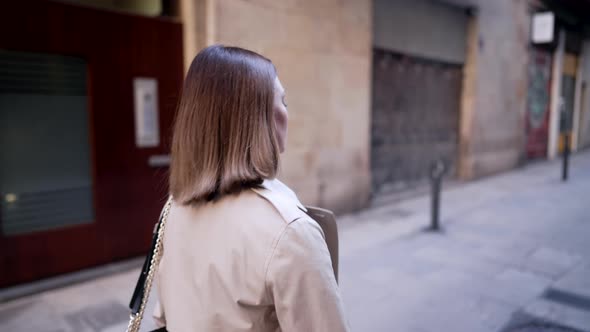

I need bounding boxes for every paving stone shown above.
[340,273,389,308]
[497,269,553,288]
[421,267,552,307]
[41,281,113,315]
[492,269,553,303]
[553,263,590,299]
[101,321,128,332]
[413,245,506,277]
[522,247,582,279]
[0,297,67,332]
[524,299,590,332]
[474,246,535,270]
[63,301,128,332]
[388,290,514,332]
[501,310,585,332]
[361,266,415,286]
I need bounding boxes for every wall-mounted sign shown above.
[532,12,555,44]
[133,77,160,148]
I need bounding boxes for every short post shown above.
[562,132,570,181]
[429,159,446,231]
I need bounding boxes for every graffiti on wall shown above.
[526,48,552,159]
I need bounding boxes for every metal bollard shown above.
[562,132,570,182]
[429,159,446,231]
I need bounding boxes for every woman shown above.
[154,45,349,331]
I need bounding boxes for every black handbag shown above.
[126,196,172,332]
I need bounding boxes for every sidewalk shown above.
[2,151,590,332]
[339,151,590,332]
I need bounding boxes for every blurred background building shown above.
[1,0,589,287]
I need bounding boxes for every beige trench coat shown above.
[154,179,349,331]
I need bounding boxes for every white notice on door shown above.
[133,77,160,148]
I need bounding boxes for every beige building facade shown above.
[177,0,590,213]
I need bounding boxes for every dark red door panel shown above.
[0,0,183,287]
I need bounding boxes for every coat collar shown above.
[251,179,307,223]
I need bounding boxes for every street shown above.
[1,151,590,332]
[340,151,590,331]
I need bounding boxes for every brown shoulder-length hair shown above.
[170,45,279,204]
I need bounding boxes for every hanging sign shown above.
[532,12,555,44]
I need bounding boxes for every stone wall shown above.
[443,0,530,179]
[213,0,373,213]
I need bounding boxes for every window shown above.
[0,50,94,235]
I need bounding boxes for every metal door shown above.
[371,49,462,191]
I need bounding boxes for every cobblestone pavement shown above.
[1,151,590,332]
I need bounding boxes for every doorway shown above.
[0,0,183,287]
[371,50,462,192]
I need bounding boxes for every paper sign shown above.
[133,78,160,148]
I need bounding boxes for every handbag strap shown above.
[126,196,173,332]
